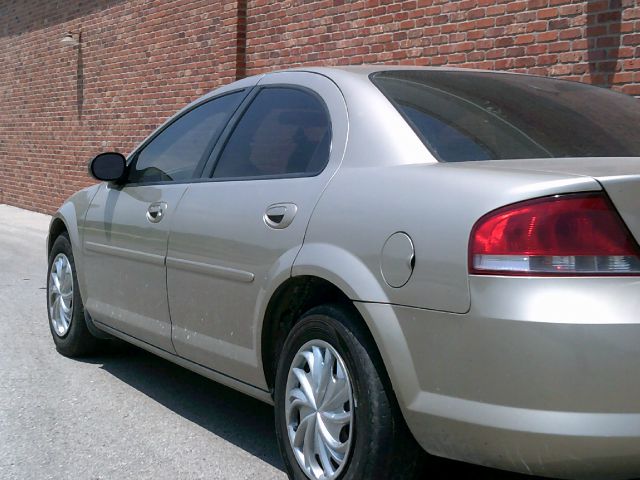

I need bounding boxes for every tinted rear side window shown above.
[372,70,640,162]
[213,87,331,179]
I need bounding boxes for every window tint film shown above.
[213,87,331,179]
[372,71,640,162]
[128,91,244,183]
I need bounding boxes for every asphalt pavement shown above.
[0,204,533,480]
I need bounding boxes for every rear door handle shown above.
[146,201,167,223]
[264,203,297,229]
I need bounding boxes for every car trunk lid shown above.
[597,174,640,246]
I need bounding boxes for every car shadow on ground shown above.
[86,342,538,479]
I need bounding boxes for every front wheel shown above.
[47,233,101,357]
[274,304,422,480]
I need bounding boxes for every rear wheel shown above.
[274,304,422,480]
[47,233,101,357]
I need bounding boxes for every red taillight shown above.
[469,192,640,276]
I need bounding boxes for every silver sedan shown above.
[47,66,640,480]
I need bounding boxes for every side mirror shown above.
[89,152,126,182]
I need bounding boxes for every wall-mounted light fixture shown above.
[61,31,81,46]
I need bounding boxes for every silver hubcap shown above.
[48,253,74,337]
[285,340,354,480]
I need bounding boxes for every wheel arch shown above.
[260,243,394,391]
[261,275,348,392]
[260,274,397,404]
[47,194,94,302]
[47,216,69,255]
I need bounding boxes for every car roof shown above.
[266,64,504,80]
[250,65,550,94]
[205,65,530,108]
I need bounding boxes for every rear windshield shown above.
[371,70,640,162]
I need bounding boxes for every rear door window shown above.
[212,87,331,179]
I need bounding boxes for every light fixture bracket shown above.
[61,31,81,46]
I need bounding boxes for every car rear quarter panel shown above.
[295,162,602,313]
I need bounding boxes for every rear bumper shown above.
[404,395,640,480]
[355,276,640,479]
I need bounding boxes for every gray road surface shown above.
[0,204,531,480]
[0,205,285,480]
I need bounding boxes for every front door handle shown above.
[264,203,297,229]
[146,201,167,223]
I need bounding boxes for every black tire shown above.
[274,303,422,480]
[47,233,101,357]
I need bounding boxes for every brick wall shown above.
[246,0,640,93]
[0,0,639,214]
[0,0,244,212]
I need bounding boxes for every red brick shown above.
[624,59,640,70]
[559,28,583,40]
[495,37,515,47]
[548,41,572,52]
[495,58,516,69]
[506,2,528,13]
[515,34,536,45]
[526,20,548,32]
[622,84,640,95]
[537,7,559,19]
[537,31,560,42]
[623,34,640,46]
[486,48,507,59]
[537,54,559,65]
[526,44,548,55]
[612,72,635,84]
